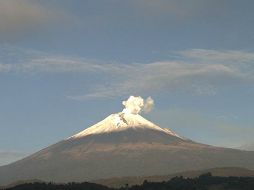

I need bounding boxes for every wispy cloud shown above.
[0,64,11,72]
[1,46,254,99]
[0,0,74,41]
[0,151,28,166]
[179,49,254,63]
[70,61,242,99]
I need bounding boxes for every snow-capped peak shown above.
[69,112,181,139]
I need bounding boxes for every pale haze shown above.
[0,0,254,166]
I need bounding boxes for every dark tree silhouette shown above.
[2,174,254,190]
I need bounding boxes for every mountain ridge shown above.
[69,112,181,139]
[0,112,254,186]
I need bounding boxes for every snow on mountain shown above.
[1,96,254,186]
[69,112,181,139]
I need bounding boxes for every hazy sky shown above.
[1,0,254,165]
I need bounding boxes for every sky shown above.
[1,0,254,165]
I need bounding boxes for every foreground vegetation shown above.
[3,173,254,190]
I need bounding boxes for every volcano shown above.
[1,112,254,186]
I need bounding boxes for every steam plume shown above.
[143,96,154,113]
[122,96,154,114]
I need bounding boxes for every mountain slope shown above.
[69,113,181,139]
[0,112,254,186]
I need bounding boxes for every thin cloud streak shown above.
[1,47,254,99]
[0,151,28,166]
[179,49,254,62]
[68,61,243,99]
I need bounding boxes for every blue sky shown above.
[1,0,254,165]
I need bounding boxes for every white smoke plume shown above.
[143,96,154,113]
[122,96,154,114]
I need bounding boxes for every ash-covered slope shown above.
[0,112,254,186]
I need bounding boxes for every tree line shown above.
[2,173,254,190]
